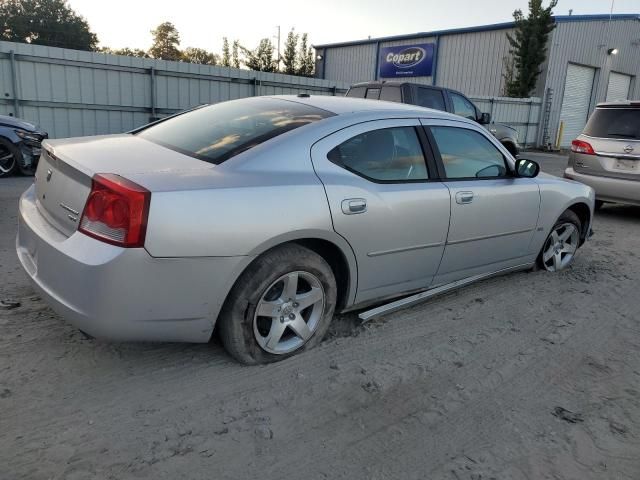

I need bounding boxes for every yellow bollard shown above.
[555,121,565,150]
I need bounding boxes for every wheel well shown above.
[567,202,591,242]
[292,238,351,312]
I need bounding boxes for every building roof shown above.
[313,14,640,49]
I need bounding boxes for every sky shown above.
[66,0,638,53]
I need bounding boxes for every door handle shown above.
[455,191,474,204]
[341,198,367,215]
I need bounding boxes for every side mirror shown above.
[515,158,540,178]
[479,112,491,125]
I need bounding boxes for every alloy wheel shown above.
[0,145,16,175]
[253,271,325,355]
[541,223,579,272]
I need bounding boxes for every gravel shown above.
[1,152,640,479]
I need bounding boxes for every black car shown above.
[346,81,519,156]
[0,114,48,178]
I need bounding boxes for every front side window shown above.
[365,88,381,99]
[430,126,508,179]
[136,97,333,164]
[450,92,478,121]
[328,127,429,182]
[415,87,446,111]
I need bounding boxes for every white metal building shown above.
[314,14,640,147]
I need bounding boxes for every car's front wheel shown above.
[218,244,337,364]
[0,138,18,178]
[538,210,581,272]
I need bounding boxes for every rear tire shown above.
[0,138,18,178]
[218,244,337,365]
[538,210,582,272]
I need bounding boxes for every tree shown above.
[0,0,98,50]
[231,40,240,68]
[221,37,231,67]
[100,46,148,58]
[296,33,314,77]
[182,47,218,65]
[282,28,298,74]
[149,21,181,61]
[241,38,277,72]
[504,0,557,97]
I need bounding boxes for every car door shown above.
[311,119,451,304]
[421,119,540,285]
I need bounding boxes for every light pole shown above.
[274,26,281,71]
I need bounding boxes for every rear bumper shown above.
[563,167,640,206]
[16,184,248,343]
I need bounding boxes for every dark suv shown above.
[346,81,519,156]
[0,114,48,177]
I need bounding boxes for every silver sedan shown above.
[17,95,595,364]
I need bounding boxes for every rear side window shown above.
[365,88,381,99]
[380,86,402,103]
[136,97,333,164]
[327,127,429,182]
[346,86,366,98]
[415,87,446,111]
[583,108,640,140]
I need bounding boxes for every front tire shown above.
[0,138,18,178]
[218,244,337,364]
[538,210,581,272]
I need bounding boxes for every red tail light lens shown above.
[571,139,595,155]
[79,174,151,248]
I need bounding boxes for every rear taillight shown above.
[571,139,595,155]
[79,174,150,248]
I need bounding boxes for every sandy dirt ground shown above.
[1,152,639,480]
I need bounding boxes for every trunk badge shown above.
[46,169,52,182]
[624,145,634,154]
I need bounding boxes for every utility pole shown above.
[275,26,281,71]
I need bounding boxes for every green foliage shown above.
[282,29,298,75]
[296,33,314,77]
[182,46,218,65]
[232,40,240,69]
[0,0,98,50]
[504,0,557,97]
[149,21,181,61]
[100,46,148,58]
[221,37,231,67]
[241,38,277,72]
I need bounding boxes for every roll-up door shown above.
[606,72,631,101]
[558,64,595,147]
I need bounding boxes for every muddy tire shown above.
[538,210,582,272]
[218,244,337,365]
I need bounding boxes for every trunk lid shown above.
[35,134,212,236]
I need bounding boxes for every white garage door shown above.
[558,64,595,147]
[606,72,631,101]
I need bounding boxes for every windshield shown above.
[583,108,640,140]
[136,97,334,164]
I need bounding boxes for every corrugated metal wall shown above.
[323,43,377,84]
[435,28,515,96]
[542,18,640,146]
[0,41,350,138]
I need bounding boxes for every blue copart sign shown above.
[378,43,434,78]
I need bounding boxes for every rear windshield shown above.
[136,97,334,164]
[583,108,640,140]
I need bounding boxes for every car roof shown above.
[267,94,458,119]
[596,100,640,108]
[349,81,451,92]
